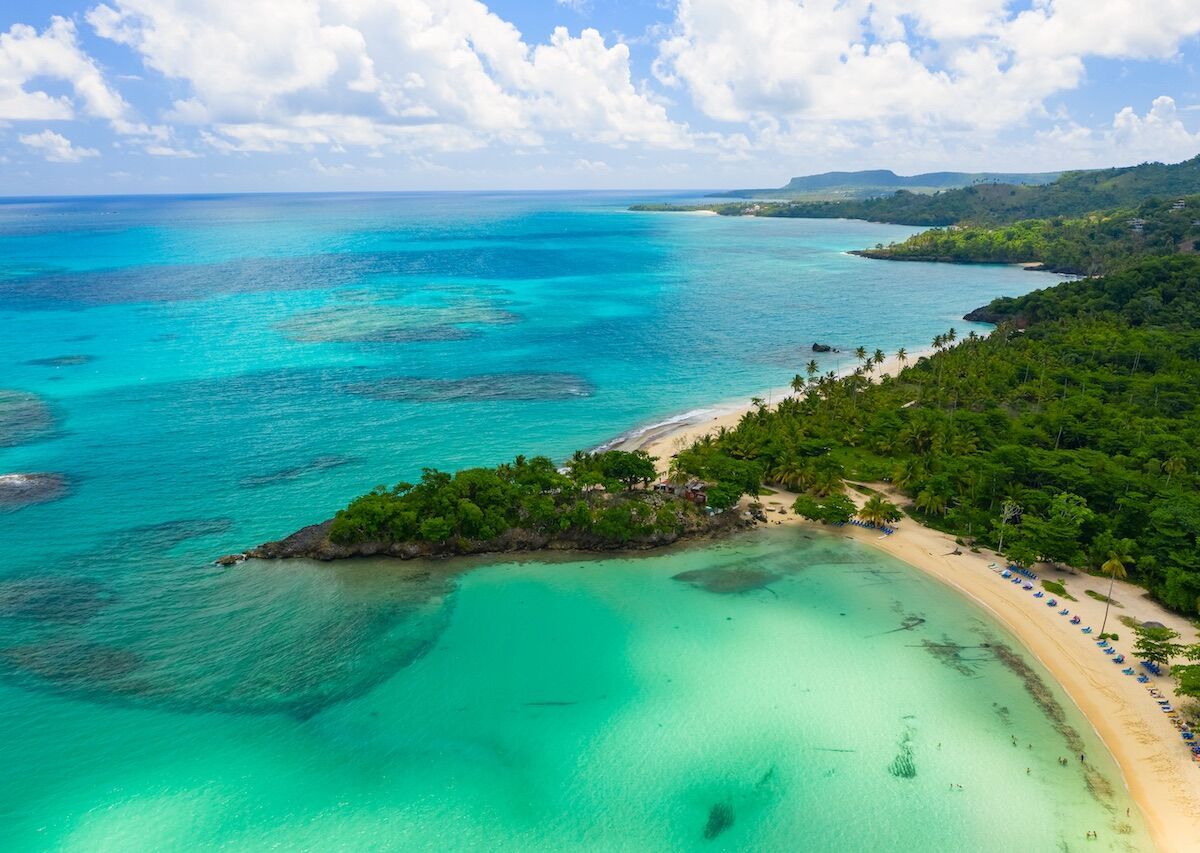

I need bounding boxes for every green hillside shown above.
[635,154,1200,227]
[855,195,1200,275]
[710,168,1062,201]
[671,255,1200,616]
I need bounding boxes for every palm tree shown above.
[810,468,844,497]
[915,488,948,517]
[858,494,900,528]
[791,374,805,395]
[1099,549,1132,635]
[892,457,927,489]
[854,346,867,364]
[1164,455,1186,486]
[806,359,819,379]
[946,327,957,344]
[896,347,907,370]
[873,348,885,369]
[995,499,1021,553]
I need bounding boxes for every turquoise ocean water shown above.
[0,193,1148,849]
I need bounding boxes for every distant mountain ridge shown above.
[629,154,1200,226]
[712,168,1063,199]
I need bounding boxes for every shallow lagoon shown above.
[0,529,1150,850]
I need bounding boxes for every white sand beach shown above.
[623,355,1200,852]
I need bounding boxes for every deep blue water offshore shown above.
[0,192,1149,849]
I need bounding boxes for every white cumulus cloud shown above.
[655,0,1200,148]
[19,129,100,162]
[86,0,689,154]
[1039,96,1200,168]
[0,17,129,121]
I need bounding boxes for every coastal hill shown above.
[855,193,1200,276]
[634,153,1200,226]
[710,168,1062,201]
[225,450,760,563]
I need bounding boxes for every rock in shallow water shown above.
[703,801,734,839]
[0,577,111,622]
[0,473,68,510]
[0,390,53,447]
[239,454,357,488]
[0,640,145,692]
[345,372,593,403]
[672,567,778,594]
[22,354,94,367]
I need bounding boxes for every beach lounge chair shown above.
[1046,599,1057,606]
[1123,667,1134,675]
[1104,647,1115,655]
[1137,675,1150,683]
[1023,583,1033,590]
[1034,591,1044,598]
[1070,616,1081,624]
[1059,608,1069,615]
[1097,640,1108,646]
[1113,654,1125,663]
[1082,627,1093,634]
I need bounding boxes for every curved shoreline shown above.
[607,348,933,456]
[601,366,1200,852]
[834,503,1200,852]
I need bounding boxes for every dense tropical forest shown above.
[632,154,1200,227]
[855,195,1200,276]
[323,449,747,551]
[674,256,1200,620]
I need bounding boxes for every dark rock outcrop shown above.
[961,304,1031,328]
[962,304,1007,324]
[0,473,69,510]
[223,510,755,565]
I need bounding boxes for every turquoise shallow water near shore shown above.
[0,192,1145,849]
[0,531,1151,850]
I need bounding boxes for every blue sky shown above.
[2,0,1199,195]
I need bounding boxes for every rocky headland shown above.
[220,505,758,565]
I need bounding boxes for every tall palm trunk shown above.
[1100,571,1118,635]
